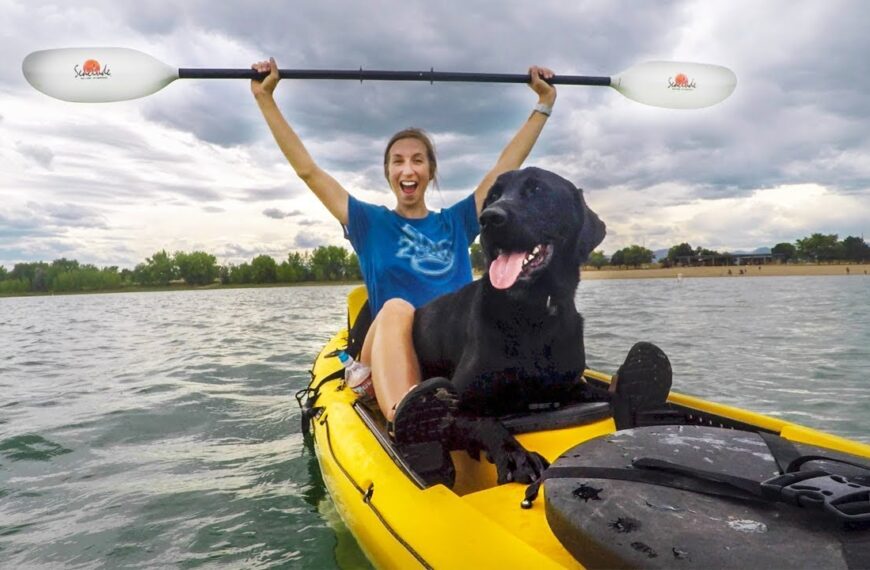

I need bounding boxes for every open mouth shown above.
[488,244,553,290]
[399,181,418,195]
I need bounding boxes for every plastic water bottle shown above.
[337,351,374,401]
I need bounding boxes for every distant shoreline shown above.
[579,263,866,280]
[0,280,364,299]
[2,264,866,299]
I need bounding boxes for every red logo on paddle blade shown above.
[74,58,111,79]
[668,72,695,90]
[82,59,101,74]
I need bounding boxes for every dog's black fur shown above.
[412,167,606,483]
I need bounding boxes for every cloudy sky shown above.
[2,0,868,270]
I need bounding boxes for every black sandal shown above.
[388,377,459,445]
[610,341,672,430]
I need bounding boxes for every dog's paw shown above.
[450,416,549,484]
[493,444,549,484]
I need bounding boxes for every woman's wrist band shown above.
[533,103,553,117]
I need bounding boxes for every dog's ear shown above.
[572,188,606,265]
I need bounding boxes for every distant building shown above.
[673,253,785,267]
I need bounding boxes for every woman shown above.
[251,57,556,440]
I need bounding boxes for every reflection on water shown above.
[0,276,866,567]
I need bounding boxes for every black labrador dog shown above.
[412,167,606,483]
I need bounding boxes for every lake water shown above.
[1,275,868,568]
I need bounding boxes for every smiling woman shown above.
[382,129,438,219]
[249,56,559,439]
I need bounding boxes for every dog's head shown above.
[479,167,605,298]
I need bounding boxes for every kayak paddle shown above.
[22,47,736,109]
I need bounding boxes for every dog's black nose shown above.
[480,206,508,228]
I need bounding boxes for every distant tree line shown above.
[218,246,361,286]
[0,258,123,295]
[584,233,869,269]
[660,234,868,267]
[779,234,870,264]
[0,245,363,295]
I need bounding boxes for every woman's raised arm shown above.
[252,58,350,225]
[472,65,557,214]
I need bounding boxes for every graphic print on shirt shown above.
[396,223,455,276]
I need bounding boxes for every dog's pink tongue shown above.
[489,251,525,289]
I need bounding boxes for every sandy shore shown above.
[579,263,867,280]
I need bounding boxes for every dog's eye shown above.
[520,185,541,199]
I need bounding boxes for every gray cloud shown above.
[16,143,54,169]
[0,203,120,268]
[262,208,303,219]
[25,171,222,204]
[213,243,284,264]
[294,232,328,249]
[38,202,109,229]
[114,0,187,35]
[142,83,258,147]
[0,239,75,266]
[244,185,296,202]
[45,124,183,163]
[214,243,259,259]
[0,213,60,240]
[1,202,107,235]
[295,219,323,227]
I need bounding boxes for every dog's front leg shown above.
[449,416,548,484]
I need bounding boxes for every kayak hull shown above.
[304,286,870,569]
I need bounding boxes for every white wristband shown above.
[533,103,552,117]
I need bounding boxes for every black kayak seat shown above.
[543,425,870,569]
[500,401,612,434]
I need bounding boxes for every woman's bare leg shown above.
[360,298,421,421]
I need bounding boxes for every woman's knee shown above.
[363,298,415,357]
[378,298,415,322]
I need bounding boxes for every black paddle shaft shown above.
[177,67,612,86]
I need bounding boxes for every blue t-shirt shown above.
[345,194,480,316]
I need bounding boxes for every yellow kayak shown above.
[301,286,870,569]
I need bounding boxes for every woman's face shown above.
[387,137,432,211]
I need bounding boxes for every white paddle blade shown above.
[22,47,178,103]
[611,61,737,109]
